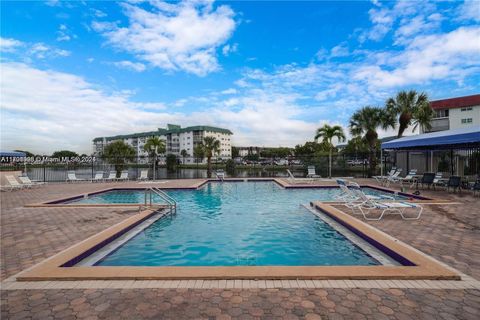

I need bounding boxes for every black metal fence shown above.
[1,153,386,182]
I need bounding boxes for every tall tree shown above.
[180,149,188,164]
[349,106,395,177]
[193,144,205,163]
[143,137,166,179]
[412,101,434,133]
[201,136,220,178]
[102,141,136,177]
[314,124,346,178]
[386,90,430,137]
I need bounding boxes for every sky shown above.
[1,0,479,154]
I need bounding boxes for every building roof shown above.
[381,126,480,150]
[0,151,26,157]
[430,94,480,110]
[93,125,232,142]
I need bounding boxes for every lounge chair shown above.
[117,170,129,181]
[138,169,149,181]
[432,173,445,189]
[2,175,24,191]
[350,185,423,220]
[384,169,402,187]
[92,171,104,183]
[416,172,435,189]
[66,171,86,183]
[105,171,117,182]
[336,179,394,213]
[18,176,44,187]
[396,169,418,187]
[214,169,225,181]
[446,175,462,193]
[286,169,313,184]
[373,167,396,184]
[307,166,321,178]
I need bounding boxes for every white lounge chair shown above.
[336,179,394,213]
[396,169,418,187]
[18,176,44,187]
[307,166,321,178]
[215,169,225,181]
[373,168,396,185]
[138,169,149,181]
[286,169,313,184]
[2,175,24,191]
[350,185,423,220]
[117,170,129,181]
[105,171,117,182]
[66,171,86,183]
[384,169,402,187]
[92,171,104,182]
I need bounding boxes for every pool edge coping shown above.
[15,202,460,281]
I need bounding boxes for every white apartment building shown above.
[423,94,480,133]
[93,124,233,163]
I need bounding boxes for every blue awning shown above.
[382,126,480,150]
[0,151,26,157]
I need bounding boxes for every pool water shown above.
[78,182,403,267]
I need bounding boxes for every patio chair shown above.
[92,171,104,183]
[432,173,445,190]
[105,171,117,182]
[66,171,86,183]
[18,176,44,187]
[350,185,423,220]
[307,166,321,178]
[137,169,149,181]
[446,175,462,193]
[2,175,24,191]
[117,170,129,181]
[373,167,396,184]
[416,172,435,189]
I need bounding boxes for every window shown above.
[461,107,473,112]
[461,118,473,124]
[434,109,449,118]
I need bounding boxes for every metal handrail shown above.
[144,187,177,214]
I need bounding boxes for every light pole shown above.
[153,145,157,181]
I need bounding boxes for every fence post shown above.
[91,158,94,180]
[43,162,46,183]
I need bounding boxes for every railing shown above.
[144,187,177,215]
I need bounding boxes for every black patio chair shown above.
[446,176,461,193]
[473,179,480,197]
[417,172,435,189]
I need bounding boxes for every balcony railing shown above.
[425,118,449,133]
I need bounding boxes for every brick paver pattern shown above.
[1,180,479,319]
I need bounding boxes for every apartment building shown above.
[93,124,233,162]
[424,94,480,133]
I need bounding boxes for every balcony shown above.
[425,118,449,133]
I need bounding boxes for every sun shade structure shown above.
[381,126,480,150]
[0,151,26,157]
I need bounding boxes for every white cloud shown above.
[29,43,70,59]
[113,60,146,72]
[93,0,236,76]
[0,37,23,52]
[330,43,349,57]
[222,43,238,56]
[220,88,237,95]
[457,0,480,22]
[56,24,76,42]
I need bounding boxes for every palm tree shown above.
[314,124,346,178]
[143,136,165,180]
[193,144,205,164]
[412,101,434,133]
[386,90,429,137]
[180,149,188,164]
[201,136,220,178]
[102,141,136,177]
[349,106,395,177]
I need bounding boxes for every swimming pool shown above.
[72,182,405,267]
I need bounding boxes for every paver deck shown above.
[1,178,479,319]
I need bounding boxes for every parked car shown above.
[274,159,289,166]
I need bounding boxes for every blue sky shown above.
[1,0,479,154]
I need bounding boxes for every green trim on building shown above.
[93,125,232,142]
